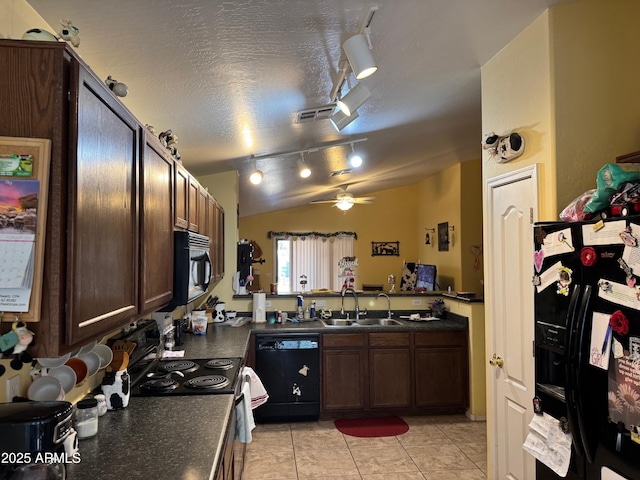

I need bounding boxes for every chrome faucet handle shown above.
[360,308,367,317]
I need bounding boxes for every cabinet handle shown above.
[489,353,504,368]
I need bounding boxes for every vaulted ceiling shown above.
[27,0,571,216]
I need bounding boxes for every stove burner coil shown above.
[140,378,179,392]
[205,359,235,370]
[160,360,199,374]
[184,375,230,390]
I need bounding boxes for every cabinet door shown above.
[414,345,468,408]
[322,349,367,411]
[139,133,174,313]
[66,62,139,344]
[214,200,225,280]
[206,195,218,282]
[174,163,189,229]
[188,176,199,231]
[197,186,208,237]
[369,348,411,409]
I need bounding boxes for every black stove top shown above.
[130,357,243,397]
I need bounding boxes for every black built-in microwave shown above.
[161,231,211,311]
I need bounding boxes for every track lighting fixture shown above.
[337,82,371,117]
[297,153,311,178]
[329,109,359,132]
[343,33,377,80]
[347,143,363,168]
[249,160,263,185]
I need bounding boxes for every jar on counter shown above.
[94,394,107,416]
[75,398,99,439]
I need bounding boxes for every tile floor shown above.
[243,415,487,480]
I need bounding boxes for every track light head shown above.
[329,109,359,131]
[297,154,311,178]
[343,33,377,80]
[337,82,370,116]
[347,144,363,168]
[249,169,263,185]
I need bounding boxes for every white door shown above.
[486,166,538,480]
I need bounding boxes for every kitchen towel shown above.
[242,366,269,409]
[236,377,255,443]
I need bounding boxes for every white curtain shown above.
[289,236,354,292]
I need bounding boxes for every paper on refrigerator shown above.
[522,413,572,477]
[582,220,626,246]
[589,312,612,370]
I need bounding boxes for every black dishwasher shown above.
[254,334,320,422]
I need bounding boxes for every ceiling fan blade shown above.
[310,199,338,204]
[354,196,376,202]
[353,199,374,204]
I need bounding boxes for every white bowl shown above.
[91,344,113,370]
[37,353,71,368]
[47,365,77,394]
[28,376,64,401]
[77,351,100,377]
[78,341,97,355]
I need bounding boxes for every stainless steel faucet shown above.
[377,293,392,319]
[341,287,360,320]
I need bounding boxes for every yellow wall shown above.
[0,0,52,38]
[551,0,640,213]
[416,160,483,292]
[239,184,420,292]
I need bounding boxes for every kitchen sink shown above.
[321,318,403,327]
[356,318,402,326]
[321,318,355,327]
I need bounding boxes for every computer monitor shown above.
[415,264,437,291]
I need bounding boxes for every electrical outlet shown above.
[6,375,20,400]
[412,299,423,306]
[316,300,326,307]
[265,300,272,307]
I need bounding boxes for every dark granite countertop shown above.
[65,311,469,479]
[66,395,234,480]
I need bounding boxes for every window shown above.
[274,234,354,293]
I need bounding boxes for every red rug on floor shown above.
[334,416,409,437]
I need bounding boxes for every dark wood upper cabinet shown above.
[65,62,140,345]
[139,132,174,314]
[174,163,189,229]
[188,176,199,232]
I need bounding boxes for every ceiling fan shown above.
[310,186,375,211]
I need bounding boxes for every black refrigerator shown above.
[534,218,640,480]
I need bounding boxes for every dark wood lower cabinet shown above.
[321,330,468,416]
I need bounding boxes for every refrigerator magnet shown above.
[557,266,573,296]
[534,250,544,273]
[620,227,638,247]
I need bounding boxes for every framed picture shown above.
[0,137,51,322]
[438,222,449,251]
[371,241,400,256]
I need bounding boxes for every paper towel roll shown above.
[253,293,266,323]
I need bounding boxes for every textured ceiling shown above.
[26,0,571,216]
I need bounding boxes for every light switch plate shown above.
[316,300,326,307]
[412,299,423,306]
[265,301,272,307]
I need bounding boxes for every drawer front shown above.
[368,332,410,347]
[415,330,466,347]
[323,333,366,348]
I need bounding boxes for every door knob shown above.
[489,354,504,368]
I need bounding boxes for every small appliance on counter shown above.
[0,401,75,480]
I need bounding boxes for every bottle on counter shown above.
[310,301,316,320]
[297,295,304,320]
[304,306,310,321]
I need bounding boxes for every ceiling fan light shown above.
[336,82,370,117]
[343,34,378,80]
[329,109,359,131]
[297,158,311,178]
[336,199,354,211]
[249,169,263,185]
